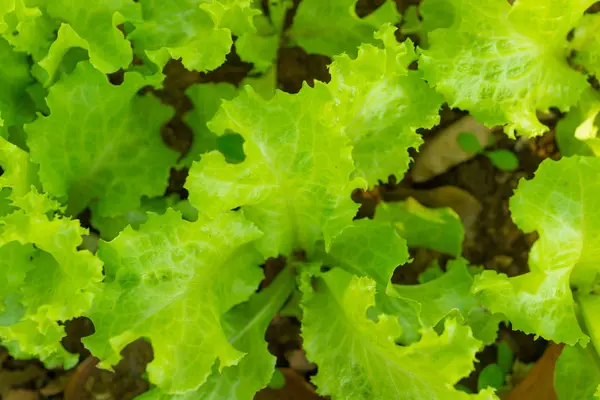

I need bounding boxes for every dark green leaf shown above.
[477,363,505,391]
[457,132,483,153]
[485,150,519,171]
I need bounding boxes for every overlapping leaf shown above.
[555,88,600,156]
[509,157,600,291]
[83,210,265,393]
[36,23,94,86]
[573,294,600,398]
[36,0,141,73]
[416,0,455,47]
[420,0,595,136]
[186,85,363,258]
[375,197,464,256]
[554,344,600,400]
[0,136,38,209]
[0,37,37,131]
[0,243,36,326]
[0,115,5,139]
[381,259,501,346]
[326,25,444,184]
[129,0,258,72]
[0,0,56,59]
[301,268,494,400]
[0,195,102,368]
[474,156,600,345]
[90,195,198,241]
[0,138,39,308]
[181,82,238,166]
[398,263,474,321]
[186,26,447,258]
[138,268,296,400]
[26,61,178,218]
[235,0,291,73]
[324,218,409,287]
[570,13,600,79]
[0,138,102,368]
[289,0,400,57]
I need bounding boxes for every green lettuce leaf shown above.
[301,267,495,399]
[391,259,491,331]
[37,23,93,86]
[578,294,600,355]
[474,269,582,345]
[554,344,600,400]
[326,25,444,184]
[0,0,56,59]
[567,293,600,399]
[289,0,400,57]
[0,188,102,368]
[474,156,600,345]
[379,259,501,346]
[236,29,279,73]
[0,115,5,139]
[375,198,464,256]
[26,61,178,217]
[90,195,198,241]
[83,210,265,393]
[0,242,35,326]
[181,82,238,166]
[324,218,409,287]
[570,13,600,79]
[373,287,422,345]
[509,156,600,290]
[0,136,39,209]
[138,267,295,400]
[129,0,258,72]
[36,0,141,73]
[418,0,456,47]
[235,0,290,73]
[186,85,364,258]
[200,0,258,34]
[0,37,36,130]
[556,87,600,156]
[186,27,445,257]
[420,0,595,137]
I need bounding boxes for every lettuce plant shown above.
[1,0,599,399]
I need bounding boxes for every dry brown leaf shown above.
[412,116,496,183]
[64,356,99,400]
[286,349,317,374]
[0,364,45,398]
[40,372,72,397]
[506,343,564,400]
[5,389,39,400]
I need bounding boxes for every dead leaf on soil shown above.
[0,351,45,398]
[506,343,564,400]
[39,372,72,397]
[64,356,99,400]
[285,349,317,374]
[412,116,498,183]
[255,368,325,400]
[5,389,39,400]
